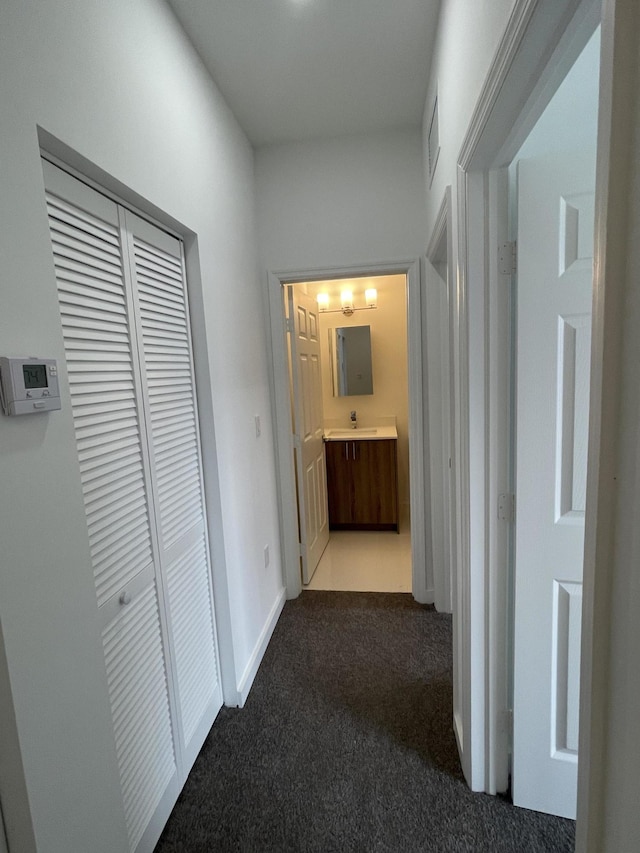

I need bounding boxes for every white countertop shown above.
[323,425,398,441]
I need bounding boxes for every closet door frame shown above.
[42,157,230,851]
[44,162,184,852]
[40,148,237,707]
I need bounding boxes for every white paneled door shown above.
[513,151,595,818]
[288,288,329,584]
[43,160,222,853]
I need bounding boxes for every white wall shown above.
[0,1,283,850]
[423,0,515,234]
[255,128,427,271]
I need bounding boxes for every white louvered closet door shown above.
[43,161,222,853]
[123,210,221,767]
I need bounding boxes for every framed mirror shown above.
[329,325,373,397]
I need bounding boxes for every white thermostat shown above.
[0,357,62,416]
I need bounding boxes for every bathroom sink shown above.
[324,428,378,438]
[323,424,398,440]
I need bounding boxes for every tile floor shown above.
[305,510,412,592]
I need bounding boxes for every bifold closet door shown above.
[122,209,221,768]
[43,160,222,852]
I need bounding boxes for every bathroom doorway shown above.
[286,274,412,591]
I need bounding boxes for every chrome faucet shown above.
[350,410,357,428]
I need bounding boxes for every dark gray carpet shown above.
[156,591,575,852]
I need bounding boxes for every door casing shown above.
[426,187,455,616]
[39,140,240,711]
[454,0,601,794]
[266,260,428,601]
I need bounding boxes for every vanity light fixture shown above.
[316,287,378,316]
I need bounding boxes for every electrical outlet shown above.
[263,545,269,568]
[255,415,261,438]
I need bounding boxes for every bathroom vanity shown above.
[323,426,399,531]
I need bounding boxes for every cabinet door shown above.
[352,440,398,527]
[325,439,399,530]
[325,440,353,526]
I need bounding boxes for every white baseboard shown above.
[236,587,286,707]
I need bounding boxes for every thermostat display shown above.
[0,357,62,416]
[23,363,49,389]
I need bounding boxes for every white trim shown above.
[184,236,238,708]
[425,186,454,614]
[458,0,539,169]
[426,186,451,260]
[460,0,600,171]
[407,260,430,604]
[486,167,511,795]
[576,1,639,849]
[236,588,287,708]
[39,142,185,242]
[266,260,428,603]
[454,0,601,796]
[455,165,481,790]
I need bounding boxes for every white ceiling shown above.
[166,0,441,147]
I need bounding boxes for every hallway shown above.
[156,593,574,852]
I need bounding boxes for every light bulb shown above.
[316,293,329,311]
[365,288,377,308]
[340,290,354,312]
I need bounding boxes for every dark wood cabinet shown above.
[325,438,399,531]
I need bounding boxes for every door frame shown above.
[37,138,239,709]
[266,259,428,600]
[425,186,455,615]
[454,0,602,794]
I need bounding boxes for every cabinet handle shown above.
[345,442,348,461]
